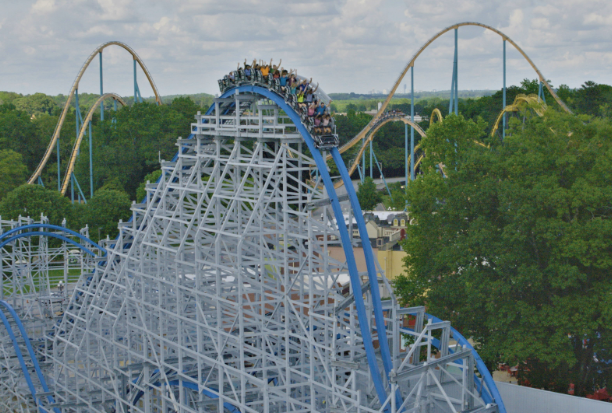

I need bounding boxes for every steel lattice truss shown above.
[0,87,502,413]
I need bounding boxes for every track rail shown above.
[332,21,572,166]
[60,93,126,195]
[28,41,161,185]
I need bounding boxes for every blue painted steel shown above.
[75,88,80,139]
[38,176,44,187]
[99,51,104,121]
[0,307,47,413]
[0,301,61,413]
[220,85,390,407]
[132,380,240,413]
[71,174,75,203]
[454,28,459,115]
[372,149,392,201]
[89,121,93,198]
[133,59,137,103]
[362,137,366,183]
[369,140,373,178]
[449,66,455,115]
[0,223,106,254]
[57,135,60,191]
[72,173,87,204]
[332,148,401,408]
[503,40,507,140]
[0,232,98,256]
[410,66,415,181]
[404,123,408,193]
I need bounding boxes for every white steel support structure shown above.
[0,80,504,413]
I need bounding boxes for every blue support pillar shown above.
[70,175,74,204]
[410,65,415,181]
[369,141,373,178]
[75,89,80,138]
[503,39,507,140]
[99,52,104,121]
[404,123,408,191]
[454,28,458,115]
[57,136,61,191]
[88,121,93,198]
[133,59,137,103]
[361,137,365,183]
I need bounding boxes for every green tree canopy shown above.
[356,177,382,211]
[0,184,73,225]
[83,189,132,241]
[395,111,612,396]
[0,150,28,201]
[135,169,162,202]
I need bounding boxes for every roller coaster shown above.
[0,20,577,412]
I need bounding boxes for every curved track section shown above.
[28,41,161,185]
[29,75,503,412]
[60,93,127,195]
[490,93,546,137]
[335,21,572,160]
[430,108,444,125]
[342,116,426,185]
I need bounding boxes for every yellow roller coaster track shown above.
[331,22,572,169]
[430,108,444,126]
[28,41,162,185]
[60,93,127,195]
[336,117,426,188]
[490,94,546,137]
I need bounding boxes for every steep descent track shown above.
[60,93,126,195]
[28,41,161,185]
[333,21,572,165]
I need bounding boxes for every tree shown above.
[0,184,73,226]
[14,93,58,116]
[83,189,132,241]
[135,169,162,202]
[0,150,28,201]
[395,111,612,396]
[356,177,382,211]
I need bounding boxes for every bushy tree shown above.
[83,189,132,241]
[395,111,612,396]
[356,177,382,211]
[135,169,162,202]
[0,150,28,201]
[0,184,73,225]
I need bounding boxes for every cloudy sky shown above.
[1,0,611,97]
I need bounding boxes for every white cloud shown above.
[1,0,611,96]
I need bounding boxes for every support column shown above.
[410,65,415,182]
[57,136,61,191]
[99,52,104,121]
[503,39,507,140]
[454,28,458,115]
[369,141,373,178]
[134,59,137,103]
[361,137,365,183]
[75,89,80,138]
[89,121,93,198]
[404,123,408,192]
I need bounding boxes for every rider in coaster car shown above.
[315,101,327,117]
[322,114,331,134]
[260,59,271,77]
[308,101,317,117]
[270,59,282,76]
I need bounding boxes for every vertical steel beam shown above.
[88,121,93,198]
[503,40,506,140]
[134,59,137,103]
[99,52,104,121]
[410,65,415,182]
[57,136,61,191]
[75,89,80,138]
[454,28,458,115]
[369,141,373,178]
[404,123,408,192]
[362,137,365,183]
